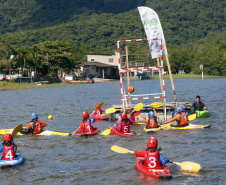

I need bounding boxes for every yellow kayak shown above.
[144,123,211,132]
[0,128,70,136]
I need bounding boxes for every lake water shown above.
[0,78,225,185]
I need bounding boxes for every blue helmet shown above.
[177,106,184,113]
[148,111,155,118]
[31,113,38,120]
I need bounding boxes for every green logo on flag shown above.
[143,18,158,26]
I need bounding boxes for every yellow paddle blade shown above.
[174,161,201,172]
[133,122,144,125]
[96,102,104,110]
[188,113,196,121]
[105,108,119,115]
[12,124,23,137]
[148,101,163,108]
[133,102,144,112]
[92,102,104,114]
[111,145,132,154]
[100,127,112,136]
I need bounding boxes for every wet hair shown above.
[32,118,38,122]
[196,95,201,99]
[3,141,12,146]
[147,147,158,152]
[83,118,88,122]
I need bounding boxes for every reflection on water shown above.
[0,78,225,184]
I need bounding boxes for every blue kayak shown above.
[0,153,24,168]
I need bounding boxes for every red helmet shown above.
[121,112,128,120]
[147,137,158,148]
[3,133,13,142]
[82,111,89,119]
[95,103,99,107]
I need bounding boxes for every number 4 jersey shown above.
[1,145,17,160]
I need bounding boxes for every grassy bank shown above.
[0,81,75,91]
[164,74,224,79]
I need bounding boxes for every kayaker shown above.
[162,106,188,127]
[74,111,96,134]
[119,106,140,123]
[0,133,17,160]
[130,137,168,168]
[21,113,47,134]
[142,108,158,128]
[192,95,207,112]
[93,103,106,116]
[114,112,133,133]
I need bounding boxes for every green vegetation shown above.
[0,0,225,77]
[0,81,80,91]
[164,74,224,79]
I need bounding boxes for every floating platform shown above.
[111,102,192,123]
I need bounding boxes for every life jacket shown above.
[2,145,16,160]
[144,150,164,169]
[121,121,130,133]
[147,118,158,128]
[33,121,42,134]
[178,112,188,126]
[83,120,95,133]
[95,109,102,115]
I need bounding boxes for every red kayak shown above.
[92,114,109,120]
[110,127,137,137]
[135,157,172,179]
[77,128,99,137]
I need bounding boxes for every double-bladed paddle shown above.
[111,145,201,172]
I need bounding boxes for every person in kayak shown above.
[162,106,188,127]
[142,108,158,128]
[21,113,47,134]
[92,103,106,116]
[126,106,141,123]
[114,112,133,133]
[130,137,168,169]
[192,95,207,112]
[0,133,17,160]
[74,111,96,134]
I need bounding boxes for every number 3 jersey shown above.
[134,150,168,169]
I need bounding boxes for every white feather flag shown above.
[138,6,165,59]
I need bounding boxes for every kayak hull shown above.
[196,110,210,118]
[144,126,161,133]
[0,153,24,168]
[79,128,99,137]
[92,114,109,120]
[0,128,70,136]
[144,123,211,132]
[110,127,136,137]
[135,158,172,179]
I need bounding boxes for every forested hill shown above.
[0,0,145,34]
[0,0,225,49]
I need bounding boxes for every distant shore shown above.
[164,74,224,79]
[0,74,224,91]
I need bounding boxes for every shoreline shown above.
[0,74,225,91]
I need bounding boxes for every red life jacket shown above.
[121,121,130,133]
[144,150,164,169]
[95,109,102,115]
[178,112,188,126]
[83,120,95,133]
[147,118,158,128]
[33,121,42,134]
[2,145,16,160]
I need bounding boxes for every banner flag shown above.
[138,6,165,59]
